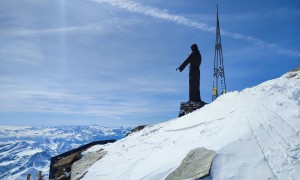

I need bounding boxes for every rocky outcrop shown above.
[71,149,107,180]
[178,101,207,117]
[126,125,147,136]
[287,67,300,78]
[165,148,216,180]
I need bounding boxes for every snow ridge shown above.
[83,69,300,180]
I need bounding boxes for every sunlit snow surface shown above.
[84,70,300,180]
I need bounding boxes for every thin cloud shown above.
[0,41,44,66]
[93,0,214,33]
[3,18,135,37]
[0,74,178,118]
[6,23,104,36]
[93,0,300,58]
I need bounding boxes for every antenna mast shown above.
[212,3,227,101]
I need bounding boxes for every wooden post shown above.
[27,174,31,180]
[38,171,43,180]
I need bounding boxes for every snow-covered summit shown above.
[83,68,300,180]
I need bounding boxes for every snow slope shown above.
[83,69,300,180]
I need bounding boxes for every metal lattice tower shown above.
[212,3,227,101]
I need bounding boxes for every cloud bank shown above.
[93,0,300,58]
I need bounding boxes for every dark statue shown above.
[176,44,206,117]
[177,44,202,102]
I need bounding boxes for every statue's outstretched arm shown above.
[177,53,193,72]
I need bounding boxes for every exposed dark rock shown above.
[53,152,81,180]
[165,147,216,180]
[126,125,147,136]
[287,67,300,78]
[290,67,300,72]
[54,153,81,170]
[178,101,207,117]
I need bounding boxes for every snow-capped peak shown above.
[83,68,300,180]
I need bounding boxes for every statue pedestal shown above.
[178,101,207,117]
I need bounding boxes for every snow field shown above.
[84,69,300,180]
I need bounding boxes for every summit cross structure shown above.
[212,3,227,101]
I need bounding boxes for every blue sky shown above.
[0,0,299,126]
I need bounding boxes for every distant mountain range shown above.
[0,125,131,180]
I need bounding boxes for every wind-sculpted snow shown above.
[0,125,131,180]
[83,69,300,179]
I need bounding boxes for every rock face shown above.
[165,148,216,180]
[71,149,107,180]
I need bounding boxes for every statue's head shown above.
[191,44,199,52]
